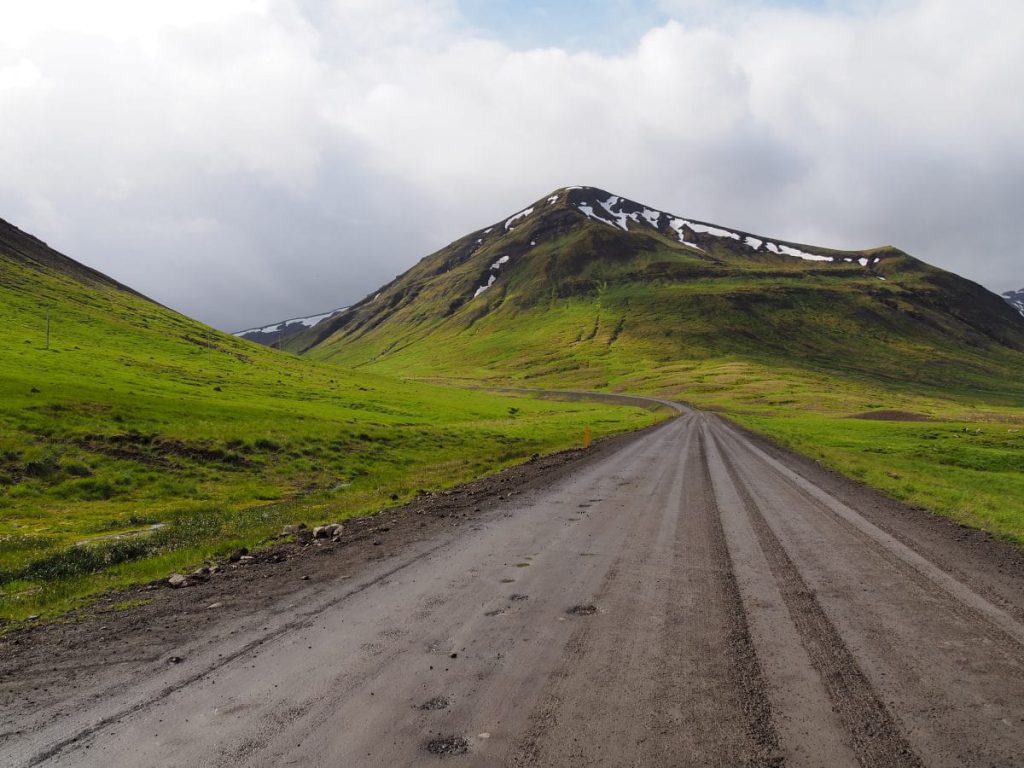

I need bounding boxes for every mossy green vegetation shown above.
[0,235,660,622]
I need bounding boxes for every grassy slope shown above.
[0,234,661,621]
[301,206,1024,544]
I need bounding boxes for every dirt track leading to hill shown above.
[3,403,1024,767]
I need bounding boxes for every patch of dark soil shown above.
[418,696,449,711]
[567,604,597,616]
[425,735,469,756]
[509,594,529,601]
[847,410,936,422]
[75,432,252,468]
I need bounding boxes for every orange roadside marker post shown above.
[583,425,591,449]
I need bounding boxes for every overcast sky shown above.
[1,0,1021,330]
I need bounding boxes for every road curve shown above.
[5,405,1024,767]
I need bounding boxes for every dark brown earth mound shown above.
[848,410,936,422]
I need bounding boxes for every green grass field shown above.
[0,254,661,622]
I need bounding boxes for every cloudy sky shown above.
[1,0,1021,330]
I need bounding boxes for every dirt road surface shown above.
[3,406,1024,767]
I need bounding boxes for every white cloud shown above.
[0,0,1021,329]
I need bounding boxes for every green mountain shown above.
[0,216,655,620]
[286,186,1024,543]
[289,186,1024,392]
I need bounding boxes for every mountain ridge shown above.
[284,186,1024,389]
[235,308,347,346]
[0,216,154,303]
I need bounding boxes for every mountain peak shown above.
[495,186,856,265]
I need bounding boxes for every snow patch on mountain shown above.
[572,190,837,263]
[504,207,534,230]
[642,208,662,227]
[764,242,834,263]
[1003,288,1024,317]
[474,275,497,298]
[236,309,343,337]
[475,254,512,298]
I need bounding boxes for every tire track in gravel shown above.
[711,427,925,768]
[512,418,783,767]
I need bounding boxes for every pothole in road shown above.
[419,696,450,711]
[567,604,598,616]
[426,735,469,756]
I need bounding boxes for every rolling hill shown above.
[283,186,1024,543]
[0,216,658,620]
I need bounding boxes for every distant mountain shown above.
[1004,288,1024,317]
[235,309,345,347]
[284,185,1024,395]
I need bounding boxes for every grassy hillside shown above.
[295,188,1024,543]
[0,218,661,621]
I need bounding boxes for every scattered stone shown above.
[207,602,223,610]
[168,655,183,664]
[425,735,469,756]
[239,555,254,562]
[510,594,529,601]
[567,604,597,616]
[167,574,188,588]
[191,566,211,581]
[418,696,449,711]
[449,652,458,659]
[26,614,40,621]
[313,523,344,540]
[228,548,248,562]
[300,575,310,581]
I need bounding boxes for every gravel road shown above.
[3,405,1023,767]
